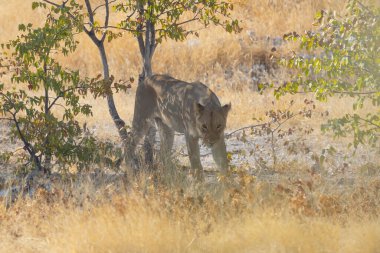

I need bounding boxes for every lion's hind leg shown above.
[155,118,175,169]
[126,84,157,172]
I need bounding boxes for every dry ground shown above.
[0,0,379,252]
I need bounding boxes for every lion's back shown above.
[145,74,214,102]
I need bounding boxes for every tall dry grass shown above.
[1,172,380,253]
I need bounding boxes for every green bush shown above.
[0,10,98,173]
[278,0,379,148]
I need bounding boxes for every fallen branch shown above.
[0,117,13,121]
[225,123,268,139]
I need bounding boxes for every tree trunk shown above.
[98,42,129,143]
[139,55,156,169]
[141,18,157,169]
[43,85,52,174]
[43,62,51,174]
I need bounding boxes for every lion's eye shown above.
[216,124,222,129]
[201,124,208,131]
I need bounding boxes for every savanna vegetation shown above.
[0,0,379,252]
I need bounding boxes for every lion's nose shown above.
[209,140,217,145]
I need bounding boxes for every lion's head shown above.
[194,102,231,146]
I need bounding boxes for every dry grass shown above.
[1,172,380,253]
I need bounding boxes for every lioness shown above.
[128,74,231,179]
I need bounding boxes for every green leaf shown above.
[274,0,380,148]
[32,2,39,10]
[18,24,26,31]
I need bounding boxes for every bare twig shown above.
[293,90,378,95]
[272,113,298,132]
[172,6,205,27]
[357,116,380,129]
[42,0,61,8]
[93,0,116,14]
[225,123,268,138]
[42,0,77,20]
[94,25,137,33]
[48,85,87,111]
[331,90,379,95]
[0,117,13,121]
[125,8,137,21]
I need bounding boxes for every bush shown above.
[0,11,96,173]
[277,0,379,148]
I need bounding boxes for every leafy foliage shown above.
[113,0,241,80]
[278,0,379,147]
[113,0,241,43]
[0,10,99,173]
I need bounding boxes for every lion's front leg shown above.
[185,134,204,180]
[211,138,229,174]
[155,118,174,168]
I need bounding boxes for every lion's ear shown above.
[222,103,231,115]
[195,102,205,115]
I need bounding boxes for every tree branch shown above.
[149,15,156,57]
[293,90,379,95]
[101,0,110,42]
[42,0,61,8]
[10,111,42,171]
[125,8,137,22]
[0,117,13,121]
[225,123,268,138]
[136,2,145,58]
[357,116,380,129]
[42,0,76,20]
[95,25,137,33]
[226,101,300,138]
[83,0,103,45]
[331,90,379,95]
[48,85,87,111]
[84,0,95,25]
[155,0,183,18]
[166,5,205,29]
[93,0,116,14]
[272,112,298,132]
